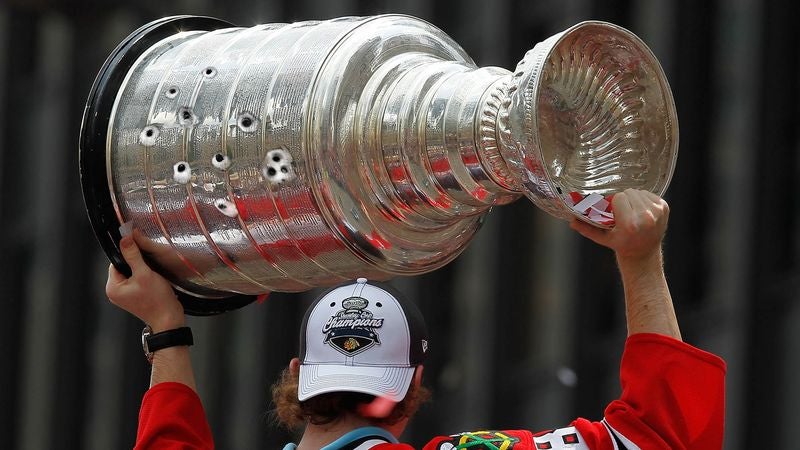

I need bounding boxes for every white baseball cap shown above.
[298,278,429,402]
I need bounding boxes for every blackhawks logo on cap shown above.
[322,296,384,356]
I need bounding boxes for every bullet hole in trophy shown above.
[211,153,231,170]
[173,161,191,184]
[177,107,196,127]
[263,147,295,185]
[214,198,239,218]
[203,67,217,78]
[375,302,382,307]
[139,126,159,146]
[330,302,336,307]
[237,113,258,132]
[165,87,178,99]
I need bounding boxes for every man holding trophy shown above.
[107,189,725,449]
[84,13,725,450]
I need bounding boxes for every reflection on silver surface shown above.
[103,15,677,298]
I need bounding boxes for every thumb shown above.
[107,263,128,285]
[106,262,134,302]
[119,236,150,275]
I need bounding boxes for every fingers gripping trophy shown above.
[80,15,677,314]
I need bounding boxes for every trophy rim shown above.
[79,15,258,315]
[521,20,679,228]
[556,20,680,199]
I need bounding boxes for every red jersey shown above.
[135,333,725,449]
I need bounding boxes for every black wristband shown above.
[142,326,193,363]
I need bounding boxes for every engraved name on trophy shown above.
[80,15,677,314]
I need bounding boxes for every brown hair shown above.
[271,366,430,430]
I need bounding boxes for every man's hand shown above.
[569,189,680,339]
[106,235,185,332]
[569,189,669,262]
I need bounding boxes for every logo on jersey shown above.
[436,430,520,449]
[322,296,384,356]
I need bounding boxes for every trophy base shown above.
[79,15,257,315]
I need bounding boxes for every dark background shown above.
[0,0,796,448]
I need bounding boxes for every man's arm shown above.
[106,235,214,449]
[570,189,681,340]
[424,190,725,450]
[568,189,724,449]
[105,234,197,389]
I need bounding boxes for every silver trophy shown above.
[80,15,677,314]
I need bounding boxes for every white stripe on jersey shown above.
[602,419,641,450]
[533,426,590,449]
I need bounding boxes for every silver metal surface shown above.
[500,21,678,221]
[104,15,677,297]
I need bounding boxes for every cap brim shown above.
[298,364,415,402]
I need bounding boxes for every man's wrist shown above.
[142,326,194,363]
[150,345,192,363]
[146,314,186,333]
[148,324,186,334]
[616,248,663,272]
[149,322,186,333]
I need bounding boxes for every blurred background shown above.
[0,0,796,448]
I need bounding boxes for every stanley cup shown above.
[80,15,677,314]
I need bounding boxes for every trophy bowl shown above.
[501,21,677,224]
